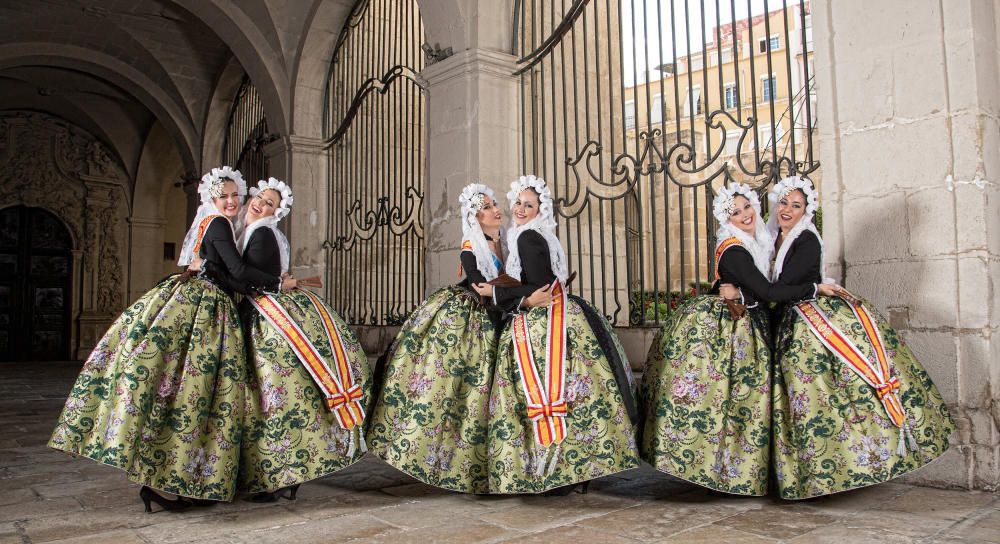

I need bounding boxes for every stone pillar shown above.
[414,0,521,293]
[263,135,329,280]
[127,216,166,301]
[77,178,128,358]
[421,49,521,293]
[815,0,999,491]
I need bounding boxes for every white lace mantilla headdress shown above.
[177,166,246,266]
[766,175,824,281]
[713,182,773,276]
[505,175,569,283]
[240,178,293,274]
[458,182,502,281]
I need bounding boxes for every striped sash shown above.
[795,297,917,453]
[457,239,473,278]
[191,214,224,256]
[714,237,743,280]
[511,279,569,448]
[250,290,365,430]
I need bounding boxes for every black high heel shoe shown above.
[542,481,590,496]
[249,484,301,503]
[140,486,191,513]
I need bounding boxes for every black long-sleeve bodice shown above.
[716,246,815,307]
[458,248,501,289]
[242,227,282,280]
[458,242,506,330]
[493,230,555,312]
[199,217,281,295]
[774,229,823,285]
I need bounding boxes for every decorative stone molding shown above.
[0,111,130,358]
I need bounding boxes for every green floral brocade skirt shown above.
[488,296,639,494]
[49,275,248,501]
[639,296,772,496]
[366,286,496,493]
[239,289,372,493]
[772,296,955,499]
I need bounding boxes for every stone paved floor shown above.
[3,363,998,544]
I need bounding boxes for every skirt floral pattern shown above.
[639,296,772,496]
[239,289,372,493]
[488,296,639,494]
[49,275,248,501]
[772,295,955,499]
[366,285,496,493]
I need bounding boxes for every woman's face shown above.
[245,189,281,225]
[476,196,502,233]
[729,195,756,236]
[511,189,540,226]
[776,189,807,232]
[212,180,241,219]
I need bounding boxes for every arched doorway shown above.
[0,206,73,361]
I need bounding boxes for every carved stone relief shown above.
[0,111,130,357]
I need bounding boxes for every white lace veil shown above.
[766,175,824,281]
[239,178,294,274]
[458,183,502,281]
[177,166,246,266]
[712,182,773,276]
[504,175,569,283]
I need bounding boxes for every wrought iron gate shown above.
[222,75,269,183]
[323,0,426,326]
[515,0,818,326]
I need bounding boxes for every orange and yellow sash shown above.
[714,237,744,280]
[511,279,569,449]
[250,291,365,431]
[457,239,474,278]
[795,298,909,436]
[191,214,225,256]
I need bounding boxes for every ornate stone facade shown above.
[0,111,130,358]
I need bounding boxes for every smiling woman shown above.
[487,175,640,495]
[367,182,511,494]
[48,167,281,508]
[639,182,824,496]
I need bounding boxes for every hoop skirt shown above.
[366,285,497,493]
[771,295,955,499]
[49,275,248,501]
[238,289,371,493]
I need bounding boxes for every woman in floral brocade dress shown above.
[49,167,290,510]
[368,182,540,493]
[639,183,838,496]
[227,178,372,502]
[475,175,639,495]
[765,176,954,499]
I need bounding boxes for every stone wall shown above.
[814,0,999,491]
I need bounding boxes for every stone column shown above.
[127,216,166,301]
[77,178,127,358]
[263,135,329,280]
[815,0,999,491]
[421,49,521,293]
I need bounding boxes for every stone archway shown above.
[0,111,130,359]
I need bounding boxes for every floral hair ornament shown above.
[457,182,501,281]
[712,182,762,225]
[198,166,247,204]
[506,174,555,220]
[252,177,294,220]
[768,175,819,218]
[459,183,495,228]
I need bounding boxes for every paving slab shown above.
[1,362,996,544]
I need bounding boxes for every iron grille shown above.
[323,0,427,326]
[222,75,269,183]
[515,0,818,326]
